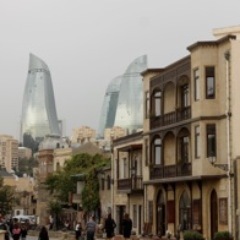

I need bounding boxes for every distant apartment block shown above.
[71,126,96,144]
[18,146,32,160]
[0,135,18,172]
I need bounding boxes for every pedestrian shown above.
[122,213,132,240]
[21,224,28,240]
[86,216,97,240]
[38,226,49,240]
[104,214,116,240]
[75,221,82,240]
[0,214,11,240]
[12,223,22,240]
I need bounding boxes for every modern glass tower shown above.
[98,55,147,137]
[98,76,122,137]
[21,53,61,152]
[114,55,147,134]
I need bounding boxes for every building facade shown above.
[71,126,97,145]
[112,26,240,240]
[0,135,18,172]
[20,53,61,153]
[18,147,32,160]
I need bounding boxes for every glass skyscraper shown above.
[98,55,147,137]
[21,53,61,152]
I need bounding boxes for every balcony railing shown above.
[150,163,192,180]
[117,176,143,191]
[150,106,191,129]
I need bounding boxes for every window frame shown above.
[194,68,200,101]
[206,124,216,157]
[152,90,162,117]
[145,91,150,119]
[152,137,162,165]
[195,125,200,158]
[205,66,215,99]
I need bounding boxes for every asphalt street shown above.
[27,236,59,240]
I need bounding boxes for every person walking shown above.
[86,216,97,240]
[75,221,82,240]
[12,223,21,240]
[122,213,132,240]
[104,214,116,240]
[20,224,28,240]
[38,226,49,240]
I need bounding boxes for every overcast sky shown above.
[0,0,240,139]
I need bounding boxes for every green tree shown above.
[48,200,63,230]
[45,153,110,212]
[0,177,14,215]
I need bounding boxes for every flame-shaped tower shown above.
[20,53,61,152]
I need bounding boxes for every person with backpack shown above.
[104,214,116,240]
[12,223,21,240]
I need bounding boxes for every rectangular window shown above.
[195,126,200,158]
[145,139,149,166]
[133,204,137,228]
[148,201,153,223]
[181,84,190,107]
[194,68,200,101]
[206,124,216,157]
[205,66,215,99]
[145,91,150,118]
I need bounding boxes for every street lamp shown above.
[208,154,229,171]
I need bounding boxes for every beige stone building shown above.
[0,135,18,172]
[18,147,32,160]
[71,126,96,144]
[0,169,37,216]
[53,147,72,171]
[112,132,143,235]
[112,26,240,240]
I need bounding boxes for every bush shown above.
[183,230,204,240]
[214,231,233,240]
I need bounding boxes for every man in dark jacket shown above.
[122,213,132,240]
[104,214,116,240]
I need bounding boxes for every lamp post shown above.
[131,166,137,189]
[208,154,229,171]
[71,173,86,223]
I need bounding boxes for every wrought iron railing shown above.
[150,106,191,129]
[150,163,192,179]
[117,176,143,191]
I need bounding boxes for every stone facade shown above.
[0,134,18,172]
[111,26,240,240]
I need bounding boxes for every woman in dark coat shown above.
[38,226,49,240]
[104,214,116,239]
[122,213,132,240]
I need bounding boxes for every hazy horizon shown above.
[0,0,240,140]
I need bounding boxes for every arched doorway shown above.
[179,191,191,231]
[156,190,166,236]
[210,190,218,239]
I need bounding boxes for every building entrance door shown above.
[156,190,165,236]
[210,190,218,239]
[116,205,126,234]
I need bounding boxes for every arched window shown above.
[152,137,162,165]
[153,90,162,117]
[179,191,191,231]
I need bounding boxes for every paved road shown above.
[28,236,59,240]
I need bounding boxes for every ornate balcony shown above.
[150,106,191,129]
[150,162,192,180]
[117,176,143,192]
